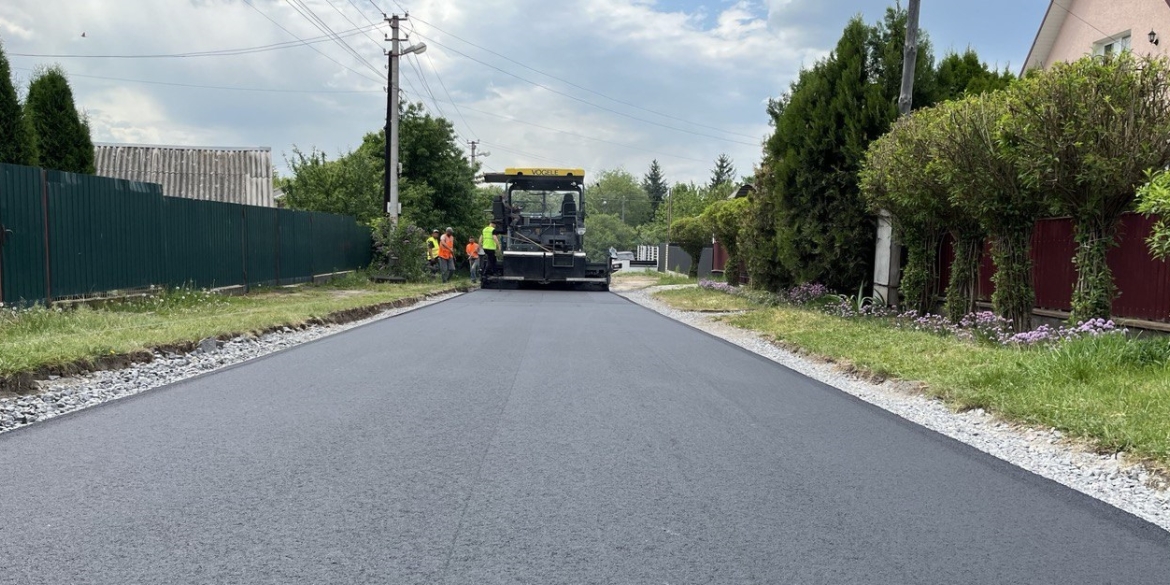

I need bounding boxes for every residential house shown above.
[1025,0,1170,71]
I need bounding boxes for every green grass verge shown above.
[613,271,696,286]
[655,290,1170,470]
[653,287,762,312]
[0,275,462,378]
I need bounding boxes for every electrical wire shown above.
[282,0,385,78]
[406,19,478,141]
[11,66,382,94]
[405,30,758,147]
[406,13,760,140]
[243,0,383,83]
[9,23,384,59]
[444,99,708,163]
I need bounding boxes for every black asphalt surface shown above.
[1,289,1168,584]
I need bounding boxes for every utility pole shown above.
[876,0,920,305]
[897,0,922,116]
[468,140,490,168]
[384,14,400,221]
[384,14,426,222]
[664,188,672,273]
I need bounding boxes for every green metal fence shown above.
[0,163,373,305]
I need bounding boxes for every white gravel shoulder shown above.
[618,286,1170,533]
[0,292,464,435]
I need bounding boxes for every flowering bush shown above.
[699,280,836,309]
[895,308,1121,347]
[784,283,832,305]
[1000,317,1120,346]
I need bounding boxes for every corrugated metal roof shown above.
[93,143,274,207]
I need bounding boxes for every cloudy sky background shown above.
[2,0,1050,185]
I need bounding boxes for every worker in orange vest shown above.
[466,236,482,283]
[438,227,456,283]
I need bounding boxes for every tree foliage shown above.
[24,65,93,174]
[670,215,710,278]
[583,212,637,263]
[1136,169,1170,261]
[860,109,949,314]
[760,12,936,292]
[370,218,429,282]
[1002,53,1170,321]
[280,144,383,224]
[703,197,748,284]
[935,49,1015,101]
[642,159,668,214]
[709,154,736,189]
[281,102,480,244]
[585,168,652,227]
[934,94,1046,331]
[0,41,35,166]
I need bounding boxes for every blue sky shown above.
[0,0,1053,185]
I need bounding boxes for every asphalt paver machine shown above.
[480,168,614,290]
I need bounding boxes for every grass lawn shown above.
[655,288,1170,471]
[653,287,761,312]
[0,273,463,378]
[614,271,695,287]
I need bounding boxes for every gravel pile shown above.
[0,292,463,434]
[619,287,1170,533]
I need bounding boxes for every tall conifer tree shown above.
[24,65,94,174]
[642,159,668,214]
[0,41,35,166]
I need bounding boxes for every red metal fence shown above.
[939,213,1170,322]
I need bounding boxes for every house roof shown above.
[727,183,754,200]
[1023,0,1073,73]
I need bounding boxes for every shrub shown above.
[371,218,429,282]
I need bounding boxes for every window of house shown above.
[1094,32,1132,56]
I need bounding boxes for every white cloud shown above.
[0,0,835,185]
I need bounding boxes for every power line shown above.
[406,19,478,141]
[407,13,759,140]
[242,0,382,83]
[12,66,381,94]
[406,30,758,147]
[282,0,385,78]
[1054,3,1125,45]
[477,140,572,166]
[8,23,385,59]
[444,99,706,163]
[322,0,392,53]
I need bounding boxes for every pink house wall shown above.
[1044,0,1170,65]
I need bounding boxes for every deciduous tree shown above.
[1002,53,1170,321]
[936,94,1046,331]
[585,168,652,227]
[670,215,710,278]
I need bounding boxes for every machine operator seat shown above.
[561,193,577,224]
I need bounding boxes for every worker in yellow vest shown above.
[426,229,441,278]
[481,220,500,277]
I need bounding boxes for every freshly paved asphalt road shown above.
[1,289,1168,584]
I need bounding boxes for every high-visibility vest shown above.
[439,234,454,259]
[465,242,480,258]
[481,225,497,250]
[426,236,440,260]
